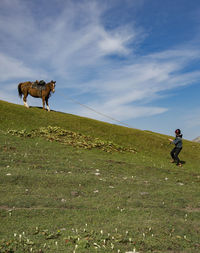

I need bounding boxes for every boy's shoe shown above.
[177,163,182,167]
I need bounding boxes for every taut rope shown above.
[56,91,132,128]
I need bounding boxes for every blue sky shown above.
[0,0,200,140]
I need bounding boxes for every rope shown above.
[56,91,131,128]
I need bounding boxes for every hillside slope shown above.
[0,99,200,161]
[193,136,200,143]
[1,99,200,252]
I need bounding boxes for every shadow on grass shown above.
[29,106,59,113]
[181,161,186,164]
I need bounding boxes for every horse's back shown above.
[19,81,32,87]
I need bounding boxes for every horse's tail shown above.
[18,83,23,98]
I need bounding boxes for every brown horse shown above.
[18,80,56,111]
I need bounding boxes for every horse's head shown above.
[49,80,56,93]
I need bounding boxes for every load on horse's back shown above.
[18,80,56,111]
[32,80,46,89]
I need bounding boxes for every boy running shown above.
[169,129,183,167]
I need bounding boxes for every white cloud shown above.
[0,53,46,82]
[74,47,200,106]
[98,25,135,55]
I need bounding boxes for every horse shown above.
[18,80,56,111]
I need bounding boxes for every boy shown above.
[169,129,183,167]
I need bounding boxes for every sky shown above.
[0,0,200,140]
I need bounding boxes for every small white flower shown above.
[94,243,101,248]
[125,248,139,253]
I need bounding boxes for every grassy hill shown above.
[1,100,199,161]
[0,100,200,252]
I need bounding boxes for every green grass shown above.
[0,100,200,252]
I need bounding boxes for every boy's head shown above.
[175,129,182,137]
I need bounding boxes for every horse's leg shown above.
[42,96,46,110]
[23,92,29,108]
[45,98,50,112]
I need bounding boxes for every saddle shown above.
[32,80,46,90]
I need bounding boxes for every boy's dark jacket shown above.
[173,135,182,148]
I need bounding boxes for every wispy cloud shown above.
[0,0,200,127]
[70,47,200,121]
[0,53,47,82]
